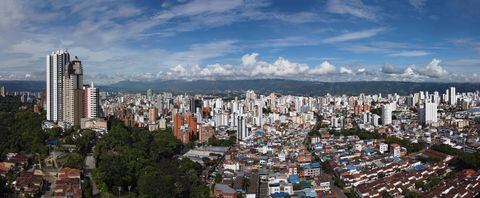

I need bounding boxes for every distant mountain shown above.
[0,81,45,92]
[2,79,479,96]
[106,79,480,96]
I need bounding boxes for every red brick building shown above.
[173,113,198,143]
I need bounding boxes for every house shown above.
[268,182,293,196]
[55,168,82,198]
[390,144,401,157]
[303,163,321,178]
[214,183,238,198]
[5,153,29,170]
[317,178,331,191]
[14,171,44,197]
[0,162,14,177]
[379,143,388,154]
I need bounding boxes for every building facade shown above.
[46,50,70,122]
[85,82,99,119]
[63,57,84,127]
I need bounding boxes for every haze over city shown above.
[1,0,480,84]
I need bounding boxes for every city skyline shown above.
[1,1,480,197]
[0,0,480,84]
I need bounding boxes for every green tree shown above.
[93,121,209,197]
[58,152,84,169]
[76,130,96,156]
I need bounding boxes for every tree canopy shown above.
[0,96,47,160]
[92,120,209,197]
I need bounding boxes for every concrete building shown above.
[390,144,401,157]
[85,82,99,119]
[381,103,392,126]
[449,87,456,106]
[418,102,437,125]
[148,107,158,124]
[46,50,70,122]
[173,113,197,143]
[63,57,83,127]
[237,114,248,141]
[379,143,388,154]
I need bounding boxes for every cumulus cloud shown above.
[308,61,337,75]
[199,63,235,77]
[167,63,236,79]
[159,55,467,83]
[339,66,353,74]
[381,59,449,78]
[242,53,260,65]
[164,53,347,80]
[417,59,448,78]
[403,66,416,76]
[251,57,309,76]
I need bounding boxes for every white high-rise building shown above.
[46,50,70,122]
[86,82,99,118]
[381,103,392,126]
[449,87,456,106]
[418,102,437,125]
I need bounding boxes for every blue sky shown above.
[0,0,479,84]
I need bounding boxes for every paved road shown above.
[85,153,100,196]
[319,171,347,198]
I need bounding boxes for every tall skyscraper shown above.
[63,57,84,126]
[449,87,456,106]
[418,102,437,125]
[381,103,392,126]
[85,82,99,119]
[46,50,70,122]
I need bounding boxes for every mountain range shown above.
[1,79,479,96]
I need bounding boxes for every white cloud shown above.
[308,61,337,75]
[199,63,235,77]
[418,59,448,78]
[339,67,353,74]
[249,55,310,77]
[403,66,416,76]
[389,50,430,57]
[164,53,347,80]
[381,59,449,78]
[326,0,378,20]
[323,28,385,43]
[242,53,260,66]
